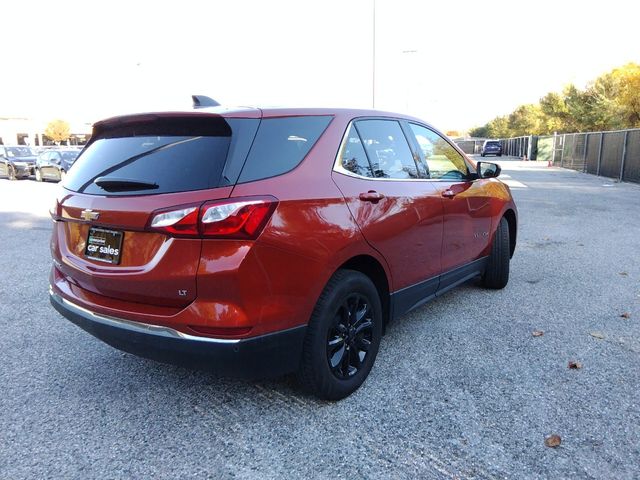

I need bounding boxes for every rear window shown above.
[65,117,258,196]
[61,151,79,161]
[238,116,332,183]
[486,141,501,147]
[64,115,331,195]
[5,147,34,157]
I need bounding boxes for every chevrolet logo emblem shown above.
[80,209,100,221]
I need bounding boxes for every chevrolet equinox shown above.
[49,97,517,400]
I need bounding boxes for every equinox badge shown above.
[80,209,100,221]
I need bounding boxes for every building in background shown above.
[0,117,92,146]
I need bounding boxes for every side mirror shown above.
[477,161,501,179]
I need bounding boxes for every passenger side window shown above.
[355,120,419,179]
[339,125,374,178]
[409,124,469,180]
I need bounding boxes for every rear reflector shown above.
[148,196,277,239]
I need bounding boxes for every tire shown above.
[297,269,383,400]
[35,168,43,182]
[7,165,16,181]
[482,217,510,289]
[497,153,502,157]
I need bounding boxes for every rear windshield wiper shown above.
[94,177,159,192]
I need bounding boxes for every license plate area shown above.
[84,227,124,264]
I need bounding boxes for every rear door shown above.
[407,123,492,273]
[332,119,443,306]
[52,114,259,308]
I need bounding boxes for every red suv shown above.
[49,100,517,400]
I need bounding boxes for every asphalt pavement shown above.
[0,161,639,479]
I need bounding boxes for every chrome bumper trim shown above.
[49,287,241,344]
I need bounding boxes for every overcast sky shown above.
[3,0,639,131]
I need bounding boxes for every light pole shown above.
[372,0,376,109]
[401,50,417,111]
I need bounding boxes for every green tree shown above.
[608,63,640,127]
[45,119,71,145]
[539,91,572,134]
[486,116,511,138]
[470,62,640,138]
[468,125,489,138]
[507,104,542,136]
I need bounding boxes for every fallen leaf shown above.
[619,272,628,276]
[545,434,562,448]
[620,312,631,319]
[568,361,582,369]
[590,332,605,339]
[532,330,544,337]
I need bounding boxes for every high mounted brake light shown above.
[147,196,278,240]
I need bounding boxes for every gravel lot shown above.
[1,161,639,479]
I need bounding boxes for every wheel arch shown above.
[502,208,517,258]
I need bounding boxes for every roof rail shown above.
[192,95,221,109]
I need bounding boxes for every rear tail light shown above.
[147,196,278,239]
[50,198,61,220]
[150,206,199,236]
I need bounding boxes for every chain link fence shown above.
[455,129,640,183]
[529,129,640,183]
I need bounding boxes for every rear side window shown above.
[238,116,332,183]
[65,117,258,196]
[355,120,419,179]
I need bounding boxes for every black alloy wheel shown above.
[326,293,374,379]
[298,269,382,400]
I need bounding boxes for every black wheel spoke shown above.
[354,319,372,336]
[351,347,363,369]
[355,337,371,352]
[327,335,344,352]
[352,301,369,327]
[329,344,346,369]
[341,345,351,374]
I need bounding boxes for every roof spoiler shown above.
[192,95,221,109]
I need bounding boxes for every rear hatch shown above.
[51,112,260,308]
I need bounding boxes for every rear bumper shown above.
[12,164,32,177]
[50,289,306,379]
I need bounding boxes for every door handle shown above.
[442,189,456,198]
[359,191,385,202]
